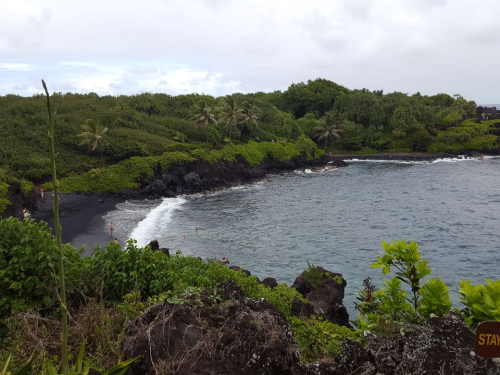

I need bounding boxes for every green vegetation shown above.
[42,142,313,193]
[0,218,336,370]
[0,78,498,214]
[458,279,500,327]
[1,215,500,371]
[355,240,454,334]
[77,119,109,157]
[304,261,323,289]
[289,315,356,362]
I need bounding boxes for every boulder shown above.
[311,312,500,375]
[291,266,350,327]
[364,312,500,375]
[184,172,202,192]
[290,297,314,319]
[261,277,278,288]
[313,340,375,375]
[147,240,170,257]
[121,281,301,375]
[229,265,252,277]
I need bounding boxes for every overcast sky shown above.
[1,0,499,104]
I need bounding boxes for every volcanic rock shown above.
[310,312,500,375]
[291,266,350,327]
[121,281,301,375]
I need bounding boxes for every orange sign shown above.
[475,321,500,358]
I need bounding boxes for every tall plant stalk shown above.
[42,80,69,374]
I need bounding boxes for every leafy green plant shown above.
[0,217,59,318]
[375,277,413,321]
[19,180,34,197]
[324,272,343,285]
[458,279,500,327]
[304,261,323,289]
[418,277,452,318]
[289,315,357,362]
[371,240,431,315]
[0,182,10,214]
[355,240,452,332]
[1,350,38,375]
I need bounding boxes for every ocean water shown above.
[104,156,500,316]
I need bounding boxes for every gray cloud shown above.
[0,0,499,103]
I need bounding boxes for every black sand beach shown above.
[31,192,127,255]
[26,152,473,256]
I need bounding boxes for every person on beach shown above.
[23,208,30,218]
[114,238,119,244]
[40,187,45,200]
[52,190,61,201]
[222,257,229,265]
[110,222,114,236]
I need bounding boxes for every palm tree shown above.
[238,102,259,139]
[78,119,108,158]
[216,96,241,139]
[190,100,217,143]
[313,113,344,149]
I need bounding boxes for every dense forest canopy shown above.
[0,78,497,185]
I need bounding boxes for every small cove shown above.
[105,156,500,316]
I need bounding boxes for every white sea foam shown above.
[431,156,475,163]
[294,166,339,174]
[129,197,187,247]
[346,158,428,165]
[346,155,483,165]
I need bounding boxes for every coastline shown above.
[28,152,480,254]
[31,193,127,255]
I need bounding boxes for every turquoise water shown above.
[108,156,500,316]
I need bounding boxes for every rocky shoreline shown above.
[11,154,347,249]
[119,264,500,375]
[6,151,496,249]
[5,152,500,374]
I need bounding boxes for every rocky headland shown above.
[118,266,500,375]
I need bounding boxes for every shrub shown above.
[304,261,323,289]
[289,315,357,362]
[0,218,59,319]
[458,279,500,327]
[419,277,452,318]
[0,181,9,214]
[50,152,195,193]
[19,179,34,196]
[355,240,452,331]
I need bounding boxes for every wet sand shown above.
[31,192,127,255]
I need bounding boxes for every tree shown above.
[390,106,423,138]
[78,119,109,157]
[216,96,241,139]
[238,102,259,139]
[190,99,217,143]
[337,120,364,150]
[313,113,344,149]
[190,99,217,129]
[282,78,349,119]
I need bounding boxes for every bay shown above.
[106,156,500,317]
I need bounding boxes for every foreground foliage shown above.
[1,218,349,370]
[355,240,452,333]
[2,218,500,371]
